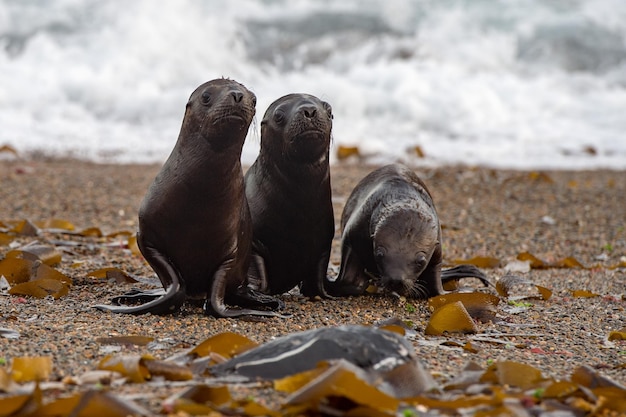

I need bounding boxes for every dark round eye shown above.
[414,254,427,267]
[251,94,257,107]
[273,110,285,124]
[201,91,211,105]
[374,247,385,260]
[323,102,333,119]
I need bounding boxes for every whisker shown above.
[409,281,428,299]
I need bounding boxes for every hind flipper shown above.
[325,245,368,297]
[205,258,287,318]
[247,252,269,293]
[441,264,492,288]
[301,249,335,299]
[93,243,186,315]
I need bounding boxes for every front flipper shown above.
[441,264,492,288]
[300,250,334,298]
[243,252,285,309]
[324,245,368,297]
[205,259,287,318]
[93,243,186,315]
[247,252,269,293]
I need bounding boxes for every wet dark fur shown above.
[94,79,282,317]
[245,93,334,297]
[327,163,488,298]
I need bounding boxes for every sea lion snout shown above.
[218,85,255,113]
[292,100,331,130]
[203,84,256,136]
[376,250,431,295]
[230,89,244,103]
[226,87,256,108]
[299,103,318,119]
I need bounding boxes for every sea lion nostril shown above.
[231,90,244,103]
[302,106,317,118]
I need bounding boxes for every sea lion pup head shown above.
[372,204,439,298]
[182,78,256,151]
[260,93,333,164]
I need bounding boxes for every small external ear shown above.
[415,252,427,267]
[374,246,386,261]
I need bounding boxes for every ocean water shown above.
[1,0,625,169]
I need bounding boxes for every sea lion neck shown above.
[178,126,247,156]
[258,148,330,187]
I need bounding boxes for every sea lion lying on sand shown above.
[327,163,489,298]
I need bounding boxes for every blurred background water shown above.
[1,0,625,168]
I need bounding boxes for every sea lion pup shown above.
[244,93,334,297]
[326,163,488,298]
[94,79,282,317]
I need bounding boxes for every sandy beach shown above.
[1,158,625,414]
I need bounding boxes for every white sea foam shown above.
[1,0,625,169]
